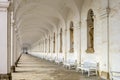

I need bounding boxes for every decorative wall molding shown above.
[98,8,110,20]
[74,26,80,29]
[74,21,81,29]
[0,1,10,12]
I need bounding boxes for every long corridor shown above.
[12,54,99,80]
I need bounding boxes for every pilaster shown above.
[0,1,11,79]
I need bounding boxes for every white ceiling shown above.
[14,0,83,48]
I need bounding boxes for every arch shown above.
[69,21,74,53]
[86,9,94,53]
[59,28,63,53]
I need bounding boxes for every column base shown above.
[15,54,22,67]
[11,65,15,72]
[15,62,18,67]
[69,48,74,53]
[0,73,11,80]
[100,71,110,80]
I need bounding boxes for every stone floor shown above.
[12,54,101,80]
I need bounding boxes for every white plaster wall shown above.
[31,45,40,52]
[7,7,12,73]
[80,0,109,73]
[79,0,120,75]
[29,1,120,78]
[0,10,8,74]
[29,7,81,64]
[109,0,120,71]
[0,0,8,1]
[64,9,81,63]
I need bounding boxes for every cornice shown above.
[97,8,110,20]
[0,1,10,8]
[0,1,10,11]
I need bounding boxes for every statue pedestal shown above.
[86,48,94,53]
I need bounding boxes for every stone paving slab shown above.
[12,54,100,80]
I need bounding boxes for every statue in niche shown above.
[68,21,74,53]
[69,27,74,53]
[86,9,94,53]
[89,25,94,49]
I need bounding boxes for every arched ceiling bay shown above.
[14,0,82,48]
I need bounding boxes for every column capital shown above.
[0,1,10,11]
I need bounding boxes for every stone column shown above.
[74,22,81,65]
[96,7,110,79]
[63,29,67,63]
[56,33,59,60]
[10,11,16,73]
[44,40,45,53]
[42,41,43,52]
[0,1,11,79]
[13,28,17,66]
[47,39,48,53]
[49,36,52,58]
[44,39,45,53]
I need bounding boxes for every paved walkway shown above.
[12,54,100,80]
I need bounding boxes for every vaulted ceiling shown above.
[13,0,83,48]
